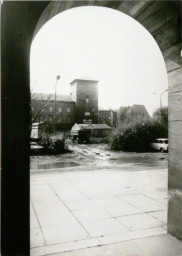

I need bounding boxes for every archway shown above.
[1,1,182,255]
[30,6,169,253]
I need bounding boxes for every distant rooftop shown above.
[126,104,150,117]
[78,123,111,130]
[70,76,98,84]
[72,123,111,131]
[32,93,74,102]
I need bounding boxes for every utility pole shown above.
[54,75,60,135]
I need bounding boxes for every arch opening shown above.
[30,5,170,253]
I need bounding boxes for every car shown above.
[30,141,44,152]
[150,138,168,152]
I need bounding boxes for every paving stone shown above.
[41,222,90,245]
[31,238,101,256]
[31,228,46,248]
[99,227,166,245]
[103,202,142,217]
[117,213,164,231]
[72,207,111,222]
[148,210,167,223]
[81,218,129,237]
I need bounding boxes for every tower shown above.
[70,78,99,124]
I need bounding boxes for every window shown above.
[67,108,70,113]
[58,106,62,113]
[58,115,62,122]
[67,116,71,123]
[86,96,89,104]
[85,112,90,116]
[49,106,53,112]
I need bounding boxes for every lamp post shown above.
[153,89,168,109]
[153,89,168,119]
[160,89,168,109]
[54,75,60,134]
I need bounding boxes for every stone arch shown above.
[1,1,182,255]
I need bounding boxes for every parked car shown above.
[30,141,44,153]
[150,138,168,152]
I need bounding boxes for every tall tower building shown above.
[70,78,99,124]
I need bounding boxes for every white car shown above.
[150,138,168,152]
[30,141,44,152]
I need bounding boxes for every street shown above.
[31,142,168,173]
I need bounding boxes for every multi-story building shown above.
[117,104,151,127]
[98,110,115,127]
[31,94,75,129]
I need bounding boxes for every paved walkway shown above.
[31,168,171,256]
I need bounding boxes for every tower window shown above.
[86,96,89,104]
[58,106,62,113]
[67,108,70,113]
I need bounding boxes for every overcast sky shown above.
[30,6,168,116]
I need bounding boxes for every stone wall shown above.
[168,65,182,239]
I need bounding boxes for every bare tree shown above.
[31,93,51,124]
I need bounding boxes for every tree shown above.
[31,93,51,124]
[153,106,168,126]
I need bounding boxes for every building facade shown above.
[117,104,151,127]
[31,94,76,128]
[98,110,115,127]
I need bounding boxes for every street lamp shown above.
[153,89,168,120]
[54,75,61,134]
[153,88,168,109]
[160,89,168,109]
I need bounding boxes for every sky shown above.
[30,6,168,116]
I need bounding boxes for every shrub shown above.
[40,134,68,154]
[90,137,109,144]
[110,120,168,152]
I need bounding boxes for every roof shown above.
[99,109,112,113]
[84,124,111,130]
[92,124,111,130]
[71,123,112,131]
[126,104,150,117]
[70,76,98,84]
[32,122,44,127]
[32,93,74,102]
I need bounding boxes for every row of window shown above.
[32,106,71,113]
[38,115,71,123]
[46,106,71,113]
